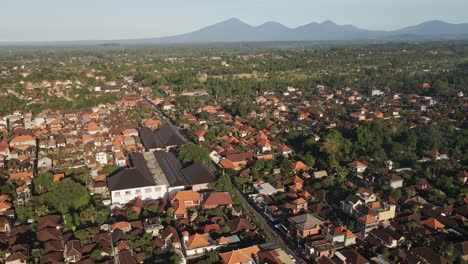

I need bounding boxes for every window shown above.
[145,188,152,193]
[114,192,120,197]
[135,189,141,194]
[125,190,131,196]
[154,186,162,192]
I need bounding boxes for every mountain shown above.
[394,20,468,36]
[2,19,468,45]
[144,19,468,44]
[150,18,377,43]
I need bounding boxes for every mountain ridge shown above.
[130,18,468,44]
[2,18,468,45]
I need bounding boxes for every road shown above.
[233,188,307,264]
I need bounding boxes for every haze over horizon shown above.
[2,0,468,42]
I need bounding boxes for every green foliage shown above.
[101,165,119,175]
[178,143,212,166]
[33,172,54,193]
[41,178,90,214]
[90,249,104,261]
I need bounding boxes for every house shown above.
[349,161,367,173]
[95,152,108,165]
[293,161,308,172]
[457,171,468,185]
[161,225,181,250]
[171,190,201,219]
[37,157,53,173]
[114,151,127,167]
[258,139,272,153]
[182,232,218,257]
[305,233,334,260]
[278,145,294,157]
[253,182,277,196]
[323,225,356,247]
[422,218,445,230]
[0,216,11,233]
[407,247,450,264]
[219,246,260,264]
[288,214,324,239]
[5,249,28,264]
[371,228,401,248]
[142,119,161,130]
[112,221,132,233]
[9,136,36,147]
[194,130,206,142]
[144,217,163,236]
[64,240,82,263]
[417,178,429,190]
[332,249,369,264]
[383,174,404,189]
[313,170,328,180]
[202,192,233,210]
[257,248,296,264]
[226,218,254,233]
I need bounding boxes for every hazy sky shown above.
[2,0,468,42]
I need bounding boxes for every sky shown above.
[2,0,468,42]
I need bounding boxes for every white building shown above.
[95,152,108,165]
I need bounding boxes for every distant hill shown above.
[2,18,468,45]
[136,18,468,44]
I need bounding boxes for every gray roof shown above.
[107,150,213,191]
[107,152,158,191]
[139,126,158,151]
[107,168,155,191]
[153,151,184,186]
[181,163,216,185]
[139,125,187,151]
[154,126,187,148]
[288,214,324,230]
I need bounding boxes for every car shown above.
[288,254,296,262]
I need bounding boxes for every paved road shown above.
[233,188,307,264]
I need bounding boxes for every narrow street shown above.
[233,187,307,264]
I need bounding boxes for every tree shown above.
[33,172,53,193]
[90,249,104,261]
[101,165,118,175]
[42,178,90,214]
[321,130,351,170]
[178,143,211,166]
[80,206,99,224]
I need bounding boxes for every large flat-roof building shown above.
[139,125,188,152]
[107,151,215,205]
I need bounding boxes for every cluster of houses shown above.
[0,51,467,264]
[145,81,468,263]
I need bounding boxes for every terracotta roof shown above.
[203,192,233,208]
[171,190,201,202]
[217,236,230,245]
[226,218,254,233]
[10,135,35,143]
[186,233,210,249]
[112,221,131,231]
[293,161,308,171]
[359,215,377,224]
[422,218,445,230]
[53,173,65,182]
[219,158,237,169]
[220,246,260,264]
[350,161,367,168]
